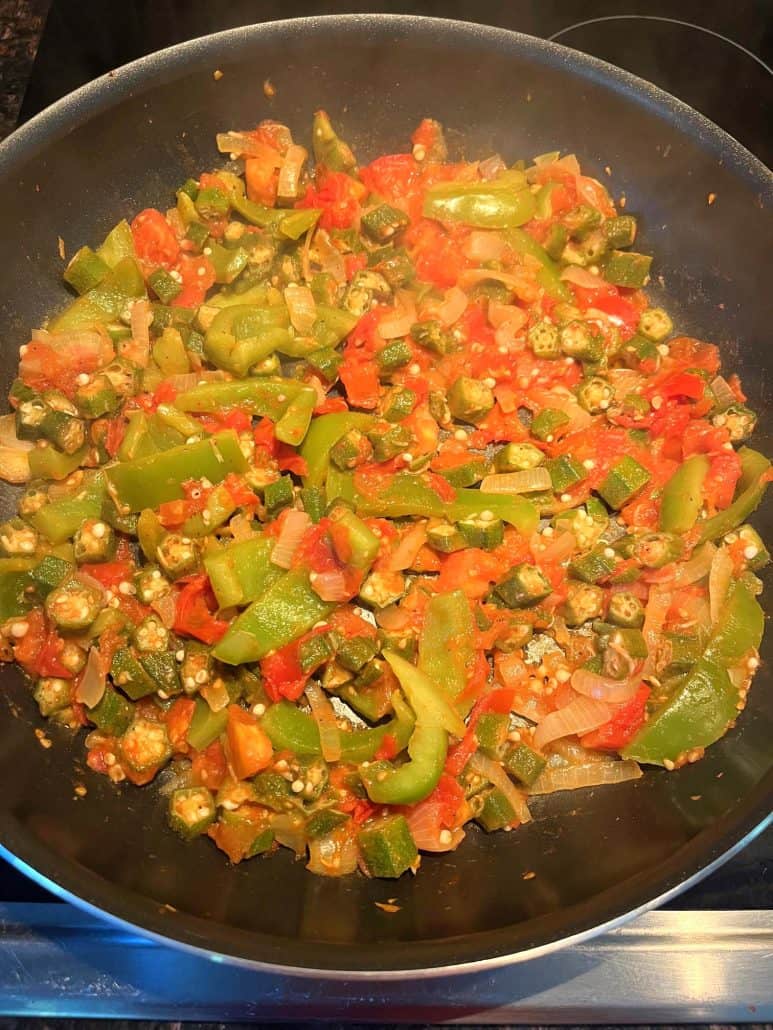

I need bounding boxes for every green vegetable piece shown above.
[716,404,757,443]
[74,374,119,419]
[559,321,603,362]
[562,581,605,626]
[45,577,102,631]
[638,307,673,343]
[30,555,72,597]
[168,786,217,840]
[73,518,115,564]
[544,222,568,260]
[447,376,495,423]
[379,385,416,423]
[411,319,456,355]
[568,546,617,584]
[735,525,770,571]
[376,337,413,372]
[367,423,412,462]
[306,809,350,840]
[312,110,357,173]
[608,591,645,629]
[494,563,551,609]
[263,475,294,517]
[660,455,710,534]
[699,447,769,541]
[597,455,651,509]
[336,635,379,674]
[119,717,172,773]
[604,250,652,288]
[306,347,342,383]
[603,215,637,248]
[33,677,71,717]
[476,712,509,757]
[633,532,683,569]
[156,532,199,580]
[564,204,602,239]
[504,743,546,787]
[474,786,516,831]
[423,177,536,229]
[457,513,505,550]
[360,723,447,806]
[495,442,545,473]
[546,454,586,493]
[148,268,182,304]
[362,203,410,242]
[530,408,569,441]
[426,523,466,553]
[704,579,764,666]
[64,246,110,295]
[357,814,418,878]
[328,507,380,570]
[111,647,157,701]
[187,697,229,751]
[330,429,374,472]
[577,375,614,414]
[89,686,134,735]
[528,321,561,359]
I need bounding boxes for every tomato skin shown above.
[191,740,228,790]
[171,254,216,309]
[131,208,180,270]
[79,560,134,588]
[405,219,467,288]
[14,609,72,679]
[226,705,273,780]
[705,450,743,510]
[165,697,196,752]
[173,574,230,645]
[581,684,650,750]
[298,169,364,230]
[245,156,278,206]
[359,153,419,203]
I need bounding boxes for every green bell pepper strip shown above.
[106,431,247,512]
[299,412,375,488]
[204,535,282,609]
[260,698,414,762]
[212,566,333,664]
[204,304,291,377]
[181,483,237,538]
[49,257,145,333]
[423,175,536,229]
[0,558,36,621]
[175,377,303,418]
[325,466,356,506]
[274,387,317,446]
[703,579,764,665]
[28,444,88,482]
[96,220,135,268]
[383,651,467,738]
[187,697,229,751]
[447,489,539,534]
[312,305,358,349]
[279,209,322,241]
[312,110,358,173]
[504,228,573,302]
[29,473,106,544]
[698,447,770,542]
[621,658,738,766]
[360,723,447,805]
[418,590,476,711]
[660,454,710,534]
[328,507,380,569]
[154,404,202,440]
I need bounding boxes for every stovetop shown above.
[1,0,771,1019]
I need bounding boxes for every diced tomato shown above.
[225,705,273,779]
[173,574,230,645]
[14,609,71,679]
[165,697,196,752]
[297,169,365,230]
[191,739,229,790]
[19,334,114,398]
[344,252,368,279]
[405,218,467,288]
[581,684,650,750]
[359,153,420,203]
[208,804,271,863]
[79,560,134,589]
[650,371,706,403]
[705,449,743,510]
[131,208,180,271]
[374,733,400,761]
[103,416,127,457]
[245,155,279,207]
[435,548,502,600]
[668,337,721,375]
[171,253,216,309]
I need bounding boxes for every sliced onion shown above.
[469,752,532,825]
[464,230,506,262]
[77,571,106,602]
[314,230,346,283]
[478,154,507,180]
[0,415,33,452]
[277,143,307,200]
[271,812,307,855]
[709,545,734,626]
[75,647,106,709]
[379,293,417,340]
[560,265,605,289]
[488,300,525,330]
[480,468,552,495]
[0,446,30,484]
[533,530,576,565]
[130,299,151,367]
[271,510,311,569]
[529,759,642,795]
[311,569,352,602]
[710,375,736,411]
[216,132,282,164]
[201,678,230,712]
[306,682,341,762]
[284,284,317,335]
[436,286,468,327]
[162,370,230,393]
[229,513,257,542]
[641,588,673,676]
[671,542,716,587]
[151,591,177,630]
[571,667,640,704]
[406,804,465,852]
[528,388,592,433]
[533,695,612,750]
[387,521,428,572]
[307,830,359,876]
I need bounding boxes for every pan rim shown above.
[0,12,770,977]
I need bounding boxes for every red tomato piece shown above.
[131,208,180,270]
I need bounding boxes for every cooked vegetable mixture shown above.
[0,113,768,878]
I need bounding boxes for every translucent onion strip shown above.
[709,545,734,626]
[271,510,311,569]
[469,752,532,825]
[529,760,642,795]
[571,666,641,704]
[75,647,106,709]
[306,682,342,762]
[533,695,611,750]
[284,284,317,335]
[480,468,552,495]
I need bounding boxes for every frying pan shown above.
[0,14,770,977]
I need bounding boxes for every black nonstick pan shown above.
[0,15,770,976]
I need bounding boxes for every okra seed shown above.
[714,414,727,426]
[175,650,184,662]
[603,547,615,559]
[663,758,675,771]
[722,441,734,451]
[109,598,119,608]
[117,581,133,595]
[170,270,183,283]
[92,522,106,538]
[507,730,521,742]
[194,670,208,684]
[560,493,571,503]
[542,526,554,537]
[657,344,670,356]
[545,435,554,443]
[76,373,91,386]
[744,545,758,560]
[401,452,413,463]
[19,344,28,356]
[748,657,760,670]
[10,622,28,638]
[252,703,266,717]
[453,429,468,441]
[651,396,663,410]
[408,363,421,375]
[412,143,426,161]
[556,668,571,683]
[183,676,196,690]
[439,829,453,845]
[483,377,497,388]
[291,779,305,793]
[277,394,286,403]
